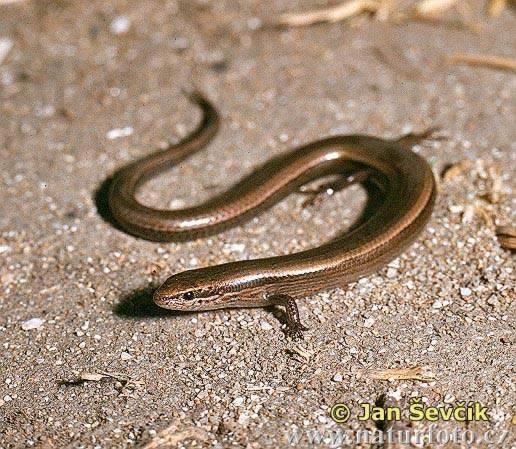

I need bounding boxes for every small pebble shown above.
[106,127,133,140]
[460,287,472,297]
[0,245,12,254]
[110,16,131,35]
[444,394,455,403]
[449,204,463,214]
[386,268,398,279]
[232,397,244,406]
[247,17,262,30]
[0,38,13,66]
[21,318,44,331]
[432,299,443,309]
[363,317,375,328]
[260,321,273,331]
[332,373,343,382]
[121,352,132,361]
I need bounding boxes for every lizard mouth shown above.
[153,289,173,308]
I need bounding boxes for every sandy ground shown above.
[0,1,515,448]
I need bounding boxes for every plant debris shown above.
[288,343,313,361]
[141,422,210,449]
[448,53,516,72]
[414,0,459,17]
[441,160,473,181]
[78,371,129,382]
[273,0,503,28]
[276,0,379,27]
[66,371,145,395]
[487,0,507,17]
[361,366,435,381]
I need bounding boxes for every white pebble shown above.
[232,397,244,406]
[444,393,455,403]
[106,126,133,140]
[388,258,400,269]
[260,321,273,331]
[449,204,463,214]
[460,287,472,297]
[432,299,443,309]
[0,245,11,254]
[386,268,398,279]
[21,318,44,330]
[247,17,262,30]
[0,38,13,66]
[238,412,249,424]
[110,16,131,35]
[121,352,132,361]
[332,373,343,382]
[388,387,403,401]
[363,317,375,328]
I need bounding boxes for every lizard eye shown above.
[183,291,195,301]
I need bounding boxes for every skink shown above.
[108,92,436,338]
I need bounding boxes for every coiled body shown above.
[107,93,436,338]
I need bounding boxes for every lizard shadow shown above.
[114,284,294,334]
[114,284,193,319]
[114,283,288,322]
[94,173,128,235]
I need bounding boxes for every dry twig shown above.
[487,0,507,17]
[414,0,459,17]
[276,0,379,27]
[448,53,516,72]
[361,366,435,381]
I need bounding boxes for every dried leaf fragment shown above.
[487,0,507,17]
[448,53,516,72]
[289,343,312,361]
[414,0,459,17]
[142,423,210,449]
[277,0,379,27]
[79,372,109,382]
[362,366,435,381]
[441,160,472,181]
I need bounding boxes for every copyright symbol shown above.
[330,403,350,423]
